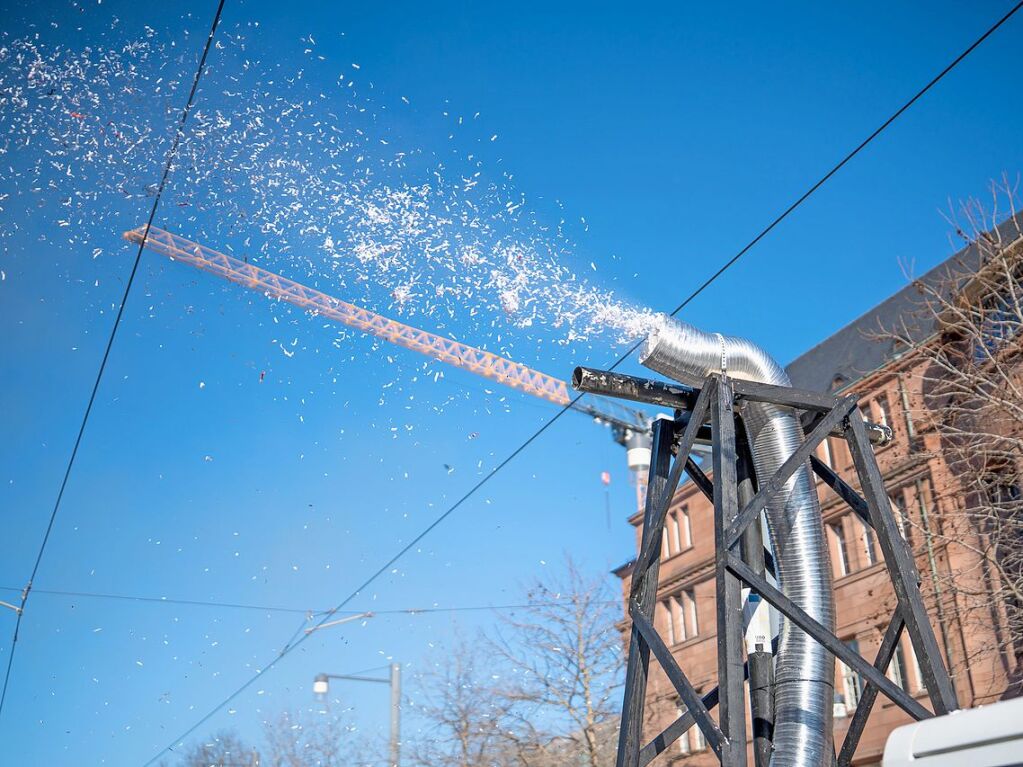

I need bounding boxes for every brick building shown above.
[615,219,1023,765]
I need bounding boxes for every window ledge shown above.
[833,560,886,587]
[670,633,709,651]
[880,688,930,710]
[659,544,696,565]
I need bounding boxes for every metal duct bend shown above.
[640,316,834,767]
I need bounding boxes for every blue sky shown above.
[1,1,1022,763]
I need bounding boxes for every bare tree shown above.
[165,730,259,767]
[487,556,623,767]
[879,174,1023,697]
[167,709,371,767]
[261,709,371,767]
[405,634,515,767]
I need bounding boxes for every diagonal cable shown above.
[0,0,228,720]
[141,2,1022,762]
[0,584,617,617]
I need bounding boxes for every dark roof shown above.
[784,214,1022,392]
[611,558,635,578]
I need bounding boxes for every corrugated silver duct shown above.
[639,316,834,767]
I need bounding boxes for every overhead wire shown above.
[0,585,616,618]
[0,0,229,721]
[662,0,1023,319]
[115,2,1018,761]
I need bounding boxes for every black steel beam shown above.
[654,389,715,522]
[639,685,719,767]
[737,427,774,767]
[572,367,892,446]
[837,610,905,767]
[632,394,713,580]
[682,452,778,583]
[712,376,748,767]
[730,378,837,412]
[573,366,699,411]
[603,370,958,767]
[724,396,857,548]
[616,422,675,767]
[809,455,873,528]
[725,553,931,720]
[684,457,714,503]
[845,416,959,714]
[803,410,892,448]
[630,608,724,757]
[638,634,782,767]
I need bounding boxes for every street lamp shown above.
[313,663,401,767]
[313,673,330,697]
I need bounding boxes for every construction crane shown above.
[123,226,654,507]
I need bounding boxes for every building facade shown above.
[615,220,1023,765]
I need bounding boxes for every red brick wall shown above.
[616,355,1014,765]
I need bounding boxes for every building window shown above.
[662,591,697,645]
[665,600,675,645]
[829,521,851,577]
[840,639,863,709]
[974,277,1023,362]
[682,588,699,637]
[660,600,675,645]
[915,476,946,537]
[661,596,688,645]
[890,489,913,549]
[980,466,1023,652]
[822,437,834,468]
[834,691,849,719]
[676,596,687,642]
[860,518,878,567]
[859,399,873,421]
[662,506,693,557]
[670,595,685,643]
[889,639,908,691]
[816,435,840,469]
[669,511,682,554]
[876,393,893,428]
[692,710,706,752]
[907,640,923,692]
[676,706,691,754]
[984,471,1022,507]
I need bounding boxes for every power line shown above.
[143,408,575,765]
[0,586,313,616]
[141,3,1021,762]
[0,0,228,721]
[0,585,615,617]
[606,0,1023,370]
[660,0,1023,322]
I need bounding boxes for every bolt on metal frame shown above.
[575,369,957,767]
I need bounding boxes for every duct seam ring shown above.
[714,332,727,373]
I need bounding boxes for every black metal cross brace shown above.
[603,372,958,767]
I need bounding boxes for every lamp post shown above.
[313,663,401,767]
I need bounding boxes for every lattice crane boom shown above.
[123,226,650,435]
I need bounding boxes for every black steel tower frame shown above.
[575,369,959,767]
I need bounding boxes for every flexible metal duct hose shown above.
[639,316,834,767]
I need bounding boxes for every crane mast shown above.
[123,226,651,442]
